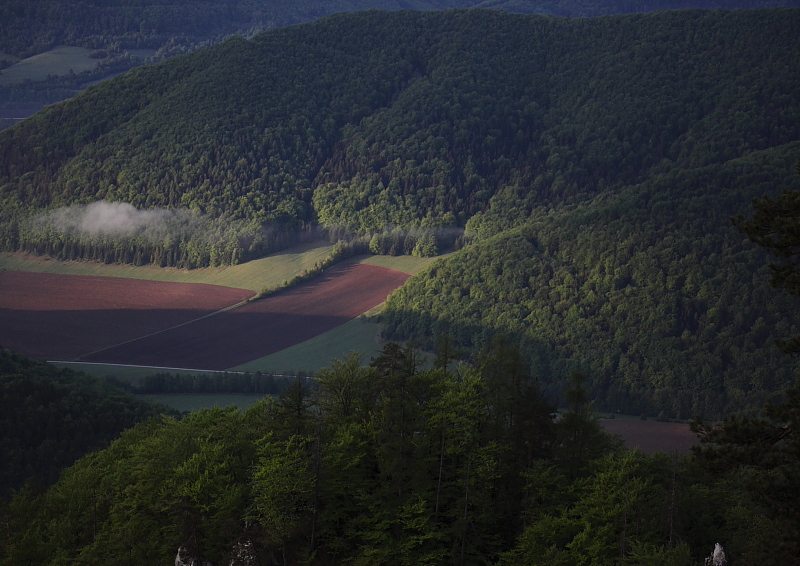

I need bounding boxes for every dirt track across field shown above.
[0,270,254,360]
[600,419,699,454]
[82,261,410,370]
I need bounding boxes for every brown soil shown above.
[0,270,254,361]
[81,260,410,370]
[600,419,699,454]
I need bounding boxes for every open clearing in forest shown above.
[82,260,410,370]
[0,241,335,293]
[230,314,385,374]
[0,245,435,373]
[600,418,699,454]
[0,270,254,360]
[0,46,96,85]
[2,260,409,370]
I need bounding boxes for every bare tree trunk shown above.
[460,456,472,566]
[435,429,445,524]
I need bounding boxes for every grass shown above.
[230,314,387,374]
[0,241,334,292]
[0,46,96,86]
[133,393,266,412]
[0,243,441,290]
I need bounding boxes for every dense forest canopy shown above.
[2,8,800,416]
[3,0,798,59]
[1,1,799,111]
[0,348,174,498]
[1,342,797,565]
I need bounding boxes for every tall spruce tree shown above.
[693,159,800,562]
[732,161,800,353]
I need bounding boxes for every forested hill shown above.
[2,0,798,59]
[2,8,800,417]
[2,9,799,255]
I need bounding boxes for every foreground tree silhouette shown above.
[694,160,800,563]
[732,161,800,353]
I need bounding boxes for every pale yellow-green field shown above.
[0,241,334,293]
[0,46,97,86]
[0,243,440,290]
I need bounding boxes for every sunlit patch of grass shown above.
[359,253,445,275]
[0,241,334,292]
[0,46,96,85]
[229,315,387,374]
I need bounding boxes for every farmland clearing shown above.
[81,260,409,370]
[0,46,96,85]
[0,241,335,292]
[600,417,699,454]
[0,270,254,360]
[0,244,435,372]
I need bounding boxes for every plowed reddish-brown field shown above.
[0,270,255,360]
[1,261,410,370]
[600,419,699,454]
[84,261,409,369]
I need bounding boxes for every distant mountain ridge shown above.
[3,0,799,59]
[2,7,800,417]
[2,0,799,112]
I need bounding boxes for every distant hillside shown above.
[3,0,797,59]
[1,0,799,110]
[2,8,800,417]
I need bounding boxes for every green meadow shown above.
[0,46,96,85]
[230,314,386,375]
[0,241,335,292]
[360,253,444,275]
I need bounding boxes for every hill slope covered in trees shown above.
[6,0,795,113]
[2,8,800,416]
[2,343,797,564]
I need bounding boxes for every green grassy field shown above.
[0,241,334,292]
[0,244,439,289]
[0,46,96,86]
[360,253,444,275]
[230,314,386,374]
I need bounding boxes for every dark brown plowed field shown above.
[83,261,410,370]
[0,271,254,360]
[600,419,699,454]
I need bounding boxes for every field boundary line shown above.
[74,297,253,361]
[51,361,248,374]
